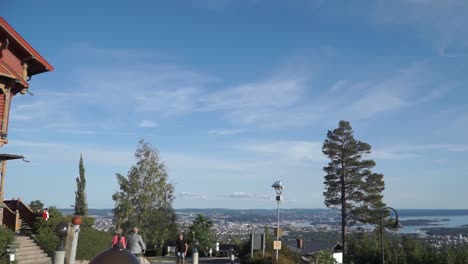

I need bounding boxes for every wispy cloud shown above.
[209,129,246,136]
[329,80,347,93]
[139,120,157,128]
[362,0,468,56]
[372,143,468,160]
[179,192,208,199]
[163,153,248,172]
[438,47,468,58]
[238,141,325,163]
[13,45,452,138]
[5,139,134,166]
[225,192,270,200]
[347,90,407,119]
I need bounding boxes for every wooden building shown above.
[0,17,53,231]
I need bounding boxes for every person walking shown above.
[126,227,146,257]
[112,228,126,249]
[176,233,188,264]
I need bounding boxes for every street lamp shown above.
[6,244,16,263]
[380,207,402,264]
[272,180,283,262]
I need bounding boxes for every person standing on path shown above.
[126,227,146,257]
[112,227,127,249]
[176,233,188,264]
[42,208,49,221]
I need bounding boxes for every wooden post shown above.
[2,84,11,137]
[0,160,6,204]
[64,223,74,263]
[15,209,20,233]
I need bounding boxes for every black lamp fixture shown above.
[380,207,402,264]
[54,221,69,251]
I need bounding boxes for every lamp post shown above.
[272,180,283,262]
[380,207,402,264]
[192,231,199,264]
[6,244,16,264]
[53,221,68,264]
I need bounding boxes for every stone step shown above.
[17,257,52,264]
[16,249,46,257]
[18,244,42,251]
[14,235,52,264]
[15,235,32,240]
[16,239,37,246]
[16,252,48,260]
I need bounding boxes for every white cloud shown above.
[371,150,419,160]
[163,153,249,172]
[45,122,78,129]
[139,120,157,128]
[347,90,407,119]
[225,192,270,200]
[179,192,208,199]
[239,141,325,163]
[329,80,347,92]
[11,45,452,137]
[371,143,468,160]
[209,129,245,136]
[364,0,468,56]
[4,139,134,167]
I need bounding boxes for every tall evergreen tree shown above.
[112,140,177,247]
[188,214,215,251]
[322,120,385,263]
[75,154,88,216]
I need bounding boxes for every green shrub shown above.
[75,228,112,260]
[32,207,63,253]
[32,209,112,261]
[0,226,15,264]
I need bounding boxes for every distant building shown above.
[289,241,343,264]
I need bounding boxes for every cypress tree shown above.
[75,154,88,216]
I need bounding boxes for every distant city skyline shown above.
[1,1,468,209]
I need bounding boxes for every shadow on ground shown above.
[148,256,239,264]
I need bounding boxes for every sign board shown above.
[274,227,282,238]
[252,234,263,250]
[273,240,282,250]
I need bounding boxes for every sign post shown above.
[273,241,282,251]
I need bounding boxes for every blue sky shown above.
[1,0,468,209]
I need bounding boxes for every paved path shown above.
[148,256,240,264]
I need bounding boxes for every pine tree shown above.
[322,120,385,263]
[189,214,215,251]
[112,140,177,247]
[75,154,88,216]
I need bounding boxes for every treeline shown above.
[348,231,468,264]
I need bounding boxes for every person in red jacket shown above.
[42,208,49,221]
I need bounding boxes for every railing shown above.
[2,205,20,232]
[4,198,36,228]
[17,199,35,226]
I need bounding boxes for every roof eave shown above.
[0,17,54,75]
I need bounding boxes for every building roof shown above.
[0,17,54,76]
[287,241,342,256]
[0,153,25,161]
